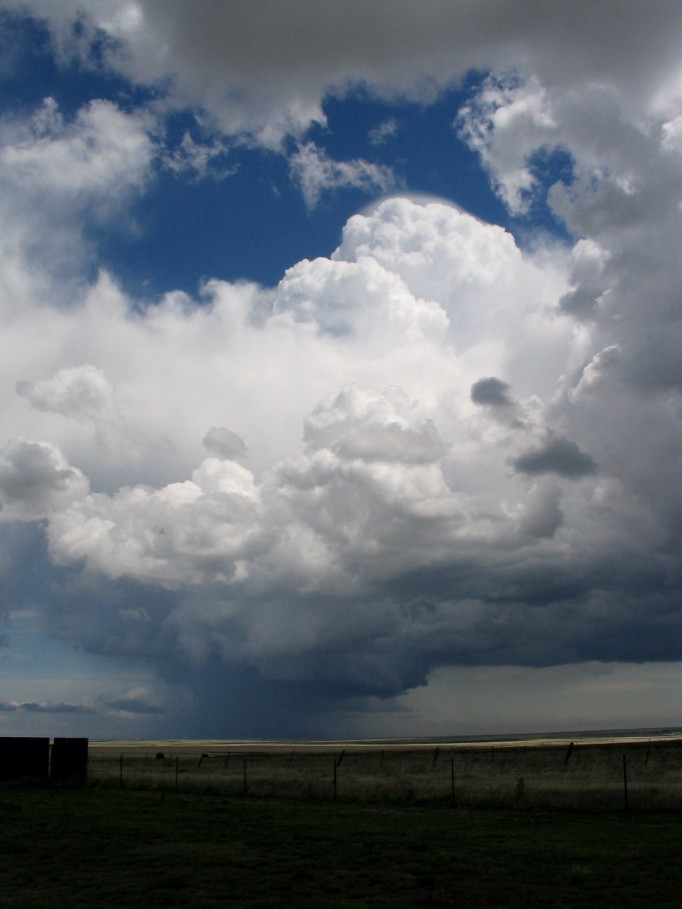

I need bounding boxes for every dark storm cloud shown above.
[11,0,682,143]
[512,436,598,479]
[20,701,94,714]
[471,377,514,407]
[44,572,182,660]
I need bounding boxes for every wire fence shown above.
[87,738,682,813]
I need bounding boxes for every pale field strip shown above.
[89,729,682,758]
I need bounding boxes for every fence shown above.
[87,738,682,812]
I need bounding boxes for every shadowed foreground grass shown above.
[1,788,682,907]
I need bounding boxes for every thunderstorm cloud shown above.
[1,0,682,736]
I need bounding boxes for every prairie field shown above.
[88,732,682,813]
[3,735,682,907]
[1,787,682,907]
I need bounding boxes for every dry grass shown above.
[86,735,682,811]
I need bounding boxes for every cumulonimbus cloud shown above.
[1,1,682,734]
[0,191,673,711]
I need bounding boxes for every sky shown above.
[1,1,682,741]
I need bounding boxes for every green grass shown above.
[1,787,682,907]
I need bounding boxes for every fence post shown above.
[623,752,629,814]
[450,753,455,808]
[243,757,248,796]
[175,755,179,793]
[333,757,337,802]
[119,753,123,788]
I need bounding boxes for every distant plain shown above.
[88,728,682,812]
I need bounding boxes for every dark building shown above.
[0,737,50,783]
[51,738,89,784]
[0,737,88,785]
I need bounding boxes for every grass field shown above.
[1,786,682,907]
[87,734,682,813]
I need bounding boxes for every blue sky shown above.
[1,12,514,294]
[1,1,682,740]
[99,87,510,296]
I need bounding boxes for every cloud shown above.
[0,95,155,302]
[2,3,682,734]
[0,187,672,726]
[369,117,398,145]
[12,1,682,142]
[203,427,247,460]
[661,115,682,154]
[456,75,561,214]
[0,97,153,200]
[512,436,598,479]
[303,386,446,464]
[471,377,514,408]
[162,130,233,179]
[514,483,564,540]
[19,701,94,714]
[46,457,267,588]
[0,195,578,708]
[289,142,396,209]
[0,439,89,521]
[107,696,166,715]
[558,239,611,320]
[17,365,117,422]
[17,365,137,464]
